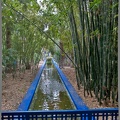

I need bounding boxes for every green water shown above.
[29,64,75,110]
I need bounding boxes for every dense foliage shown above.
[2,0,55,69]
[2,0,118,106]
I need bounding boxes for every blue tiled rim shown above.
[17,60,46,111]
[17,59,88,111]
[52,59,89,110]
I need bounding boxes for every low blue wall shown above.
[2,109,118,120]
[52,59,89,110]
[17,60,46,111]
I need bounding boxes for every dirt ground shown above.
[2,64,117,111]
[2,69,35,111]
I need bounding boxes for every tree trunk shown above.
[59,41,64,68]
[6,23,11,49]
[5,22,11,72]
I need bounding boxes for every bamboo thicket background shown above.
[68,0,118,105]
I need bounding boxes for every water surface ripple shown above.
[29,64,75,110]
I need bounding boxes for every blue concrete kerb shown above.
[52,59,89,110]
[17,60,46,111]
[17,59,89,111]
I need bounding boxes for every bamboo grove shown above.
[67,0,118,105]
[2,0,118,106]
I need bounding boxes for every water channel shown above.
[29,61,76,110]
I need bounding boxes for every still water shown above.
[29,63,75,110]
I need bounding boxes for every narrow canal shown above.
[29,61,75,110]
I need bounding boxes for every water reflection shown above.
[42,99,49,110]
[40,70,64,110]
[29,64,75,110]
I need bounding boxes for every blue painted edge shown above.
[52,59,89,110]
[17,60,46,111]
